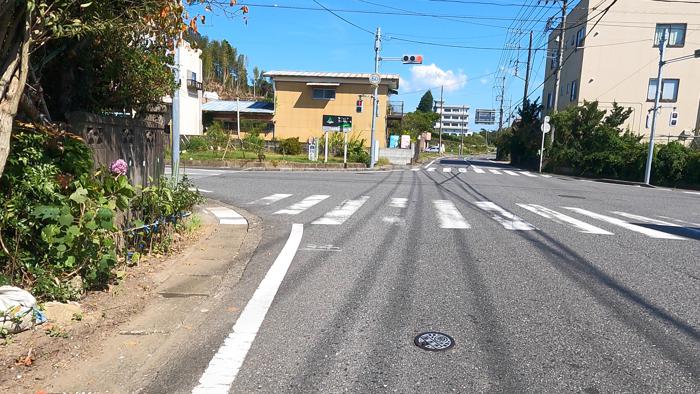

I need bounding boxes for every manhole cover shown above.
[414,332,455,351]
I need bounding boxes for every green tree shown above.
[402,111,439,138]
[509,99,543,167]
[417,91,434,113]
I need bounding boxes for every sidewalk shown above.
[0,200,260,393]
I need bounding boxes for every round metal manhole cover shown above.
[414,332,455,351]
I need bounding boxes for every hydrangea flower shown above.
[110,159,128,176]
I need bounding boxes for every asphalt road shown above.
[166,157,699,393]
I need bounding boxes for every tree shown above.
[509,99,542,167]
[402,111,439,138]
[417,90,434,113]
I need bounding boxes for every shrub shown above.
[277,137,302,155]
[182,136,209,152]
[242,132,265,161]
[206,121,229,149]
[376,157,391,166]
[654,142,690,186]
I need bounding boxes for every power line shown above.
[311,0,374,35]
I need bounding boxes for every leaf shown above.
[65,256,76,268]
[59,213,74,227]
[80,2,92,7]
[69,188,88,204]
[32,205,60,220]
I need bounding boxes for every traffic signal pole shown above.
[369,27,381,169]
[644,29,667,185]
[551,0,568,145]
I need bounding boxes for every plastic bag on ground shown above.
[0,285,46,335]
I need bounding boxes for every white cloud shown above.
[403,64,467,92]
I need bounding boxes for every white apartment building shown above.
[433,101,471,135]
[171,40,204,136]
[542,0,700,141]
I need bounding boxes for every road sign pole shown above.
[644,29,667,185]
[539,130,546,173]
[324,131,329,163]
[343,129,348,168]
[369,27,381,169]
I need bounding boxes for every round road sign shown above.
[369,73,381,86]
[541,123,551,133]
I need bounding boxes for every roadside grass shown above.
[179,150,350,164]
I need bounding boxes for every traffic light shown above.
[402,55,423,64]
[356,99,363,113]
[670,109,679,127]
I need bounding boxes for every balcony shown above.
[388,101,404,119]
[187,79,203,91]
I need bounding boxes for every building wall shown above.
[543,0,700,140]
[175,42,203,136]
[272,81,390,147]
[434,103,470,134]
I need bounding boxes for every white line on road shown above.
[193,224,303,394]
[475,201,536,231]
[312,196,370,225]
[189,187,213,193]
[443,167,452,173]
[489,169,502,175]
[433,200,470,229]
[564,208,685,240]
[389,197,409,208]
[274,195,330,215]
[427,168,436,172]
[612,211,699,238]
[503,170,520,176]
[518,204,613,235]
[520,171,538,178]
[424,159,438,169]
[540,174,552,178]
[411,168,421,172]
[684,191,700,196]
[472,167,485,174]
[249,193,293,205]
[458,168,467,173]
[657,216,700,227]
[208,207,247,225]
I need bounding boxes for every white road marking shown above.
[427,168,436,172]
[249,193,293,205]
[424,159,438,169]
[189,187,213,193]
[489,169,502,175]
[684,191,700,196]
[275,195,330,215]
[458,168,467,173]
[475,201,536,231]
[193,224,303,394]
[612,211,699,238]
[541,174,552,178]
[472,167,485,174]
[518,204,613,235]
[312,196,370,225]
[433,200,470,229]
[382,216,405,225]
[300,243,341,252]
[564,208,685,240]
[390,197,409,208]
[443,167,452,173]
[411,168,421,172]
[503,170,520,176]
[657,216,700,227]
[208,207,247,225]
[520,171,538,178]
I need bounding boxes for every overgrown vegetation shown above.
[0,126,203,301]
[318,132,371,165]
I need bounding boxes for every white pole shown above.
[172,41,181,181]
[644,29,667,185]
[370,27,381,168]
[324,131,329,163]
[539,129,545,173]
[551,0,568,145]
[343,130,348,168]
[236,96,241,140]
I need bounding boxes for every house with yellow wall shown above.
[263,71,400,147]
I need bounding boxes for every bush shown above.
[182,136,209,152]
[242,132,265,160]
[277,137,302,155]
[206,121,229,149]
[654,142,689,186]
[376,157,391,166]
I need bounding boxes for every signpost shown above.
[475,109,497,125]
[322,115,353,165]
[369,73,381,86]
[539,116,551,173]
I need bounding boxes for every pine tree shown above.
[417,90,434,112]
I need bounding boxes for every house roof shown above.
[264,70,400,90]
[202,100,274,114]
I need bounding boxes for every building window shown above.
[654,24,686,47]
[312,88,336,100]
[576,28,586,48]
[569,80,578,102]
[546,92,553,109]
[647,78,680,102]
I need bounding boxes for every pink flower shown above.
[110,159,128,176]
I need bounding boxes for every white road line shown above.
[443,167,452,173]
[458,168,467,173]
[612,211,699,238]
[433,200,470,229]
[189,187,213,193]
[312,196,370,225]
[657,216,700,227]
[193,224,303,394]
[390,197,409,208]
[540,174,552,178]
[249,193,293,205]
[411,168,421,172]
[472,167,485,174]
[475,201,536,231]
[208,207,247,225]
[424,159,438,169]
[518,204,613,235]
[520,171,538,178]
[274,195,330,215]
[489,169,502,175]
[503,170,520,176]
[427,168,436,172]
[564,208,685,240]
[684,191,700,196]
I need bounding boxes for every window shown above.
[546,92,553,109]
[569,80,578,102]
[312,88,336,100]
[654,24,686,47]
[576,28,586,48]
[647,78,680,102]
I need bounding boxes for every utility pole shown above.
[644,29,667,185]
[460,105,465,157]
[439,85,444,154]
[523,31,533,109]
[369,27,381,168]
[497,76,505,132]
[551,0,568,144]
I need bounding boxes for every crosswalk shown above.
[243,193,695,241]
[421,165,552,178]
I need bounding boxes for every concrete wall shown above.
[272,81,391,147]
[378,148,413,165]
[543,0,700,140]
[175,42,203,136]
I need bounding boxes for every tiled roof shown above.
[202,100,274,114]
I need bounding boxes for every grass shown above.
[180,149,354,164]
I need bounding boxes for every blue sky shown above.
[188,0,561,130]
